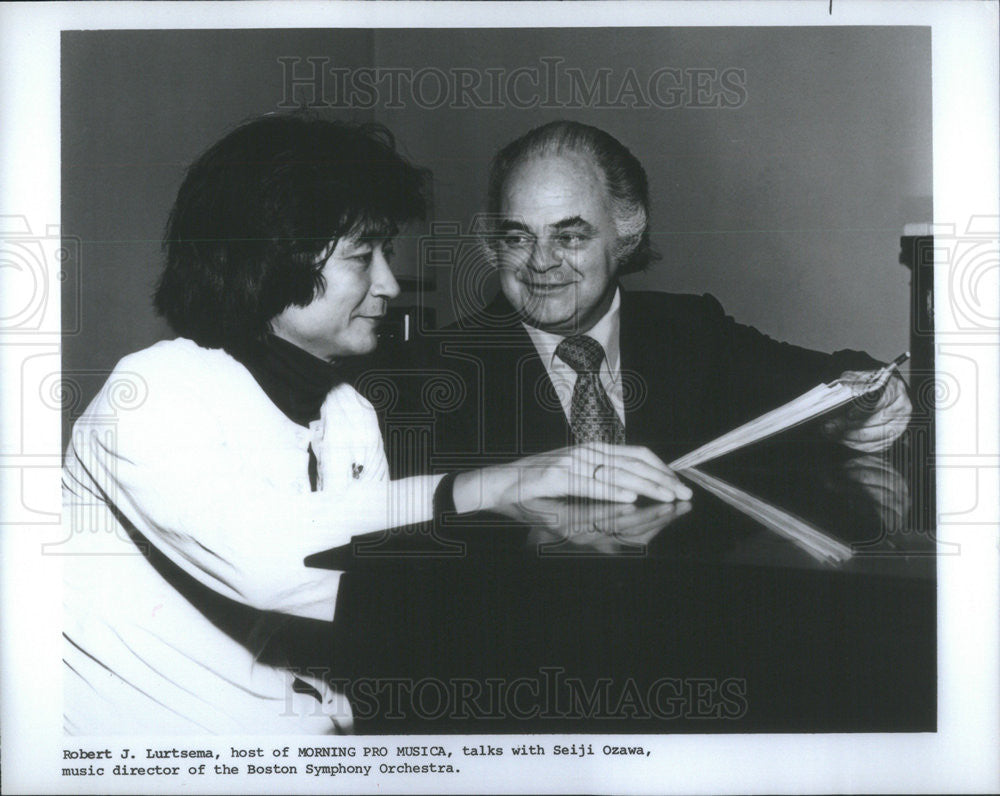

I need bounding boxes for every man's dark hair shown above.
[485,120,656,274]
[155,113,428,349]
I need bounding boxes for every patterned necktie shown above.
[555,335,626,444]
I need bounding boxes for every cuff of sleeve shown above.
[433,471,459,519]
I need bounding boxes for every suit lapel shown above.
[515,340,575,453]
[619,292,656,445]
[480,295,573,454]
[619,291,687,461]
[620,291,726,461]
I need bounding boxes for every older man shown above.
[375,120,910,476]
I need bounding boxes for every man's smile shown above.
[520,278,577,291]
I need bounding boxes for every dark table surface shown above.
[302,438,936,735]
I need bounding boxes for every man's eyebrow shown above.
[497,219,531,233]
[339,241,375,256]
[495,216,596,234]
[550,216,596,232]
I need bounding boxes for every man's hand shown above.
[821,370,912,453]
[454,442,693,513]
[512,442,693,504]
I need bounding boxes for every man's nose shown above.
[526,238,561,272]
[371,250,400,299]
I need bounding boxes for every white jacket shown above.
[62,338,442,734]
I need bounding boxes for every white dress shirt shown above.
[62,338,442,734]
[521,288,626,426]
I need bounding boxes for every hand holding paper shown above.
[669,353,911,471]
[822,370,912,453]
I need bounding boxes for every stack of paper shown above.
[669,354,907,472]
[665,354,907,564]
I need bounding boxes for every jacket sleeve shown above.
[63,354,443,623]
[700,293,883,417]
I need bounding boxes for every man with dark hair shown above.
[63,113,432,736]
[386,120,910,474]
[155,112,428,352]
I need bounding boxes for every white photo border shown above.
[1,1,997,794]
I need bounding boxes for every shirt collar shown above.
[521,288,622,376]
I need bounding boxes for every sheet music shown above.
[669,355,908,472]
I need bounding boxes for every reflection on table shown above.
[302,439,936,734]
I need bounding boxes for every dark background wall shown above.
[62,27,931,440]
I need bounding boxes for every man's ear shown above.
[614,228,659,276]
[610,238,638,276]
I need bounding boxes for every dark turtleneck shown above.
[227,333,458,513]
[228,334,342,428]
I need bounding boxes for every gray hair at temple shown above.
[485,120,657,274]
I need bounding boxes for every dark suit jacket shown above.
[359,290,879,478]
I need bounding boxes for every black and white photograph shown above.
[1,2,998,794]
